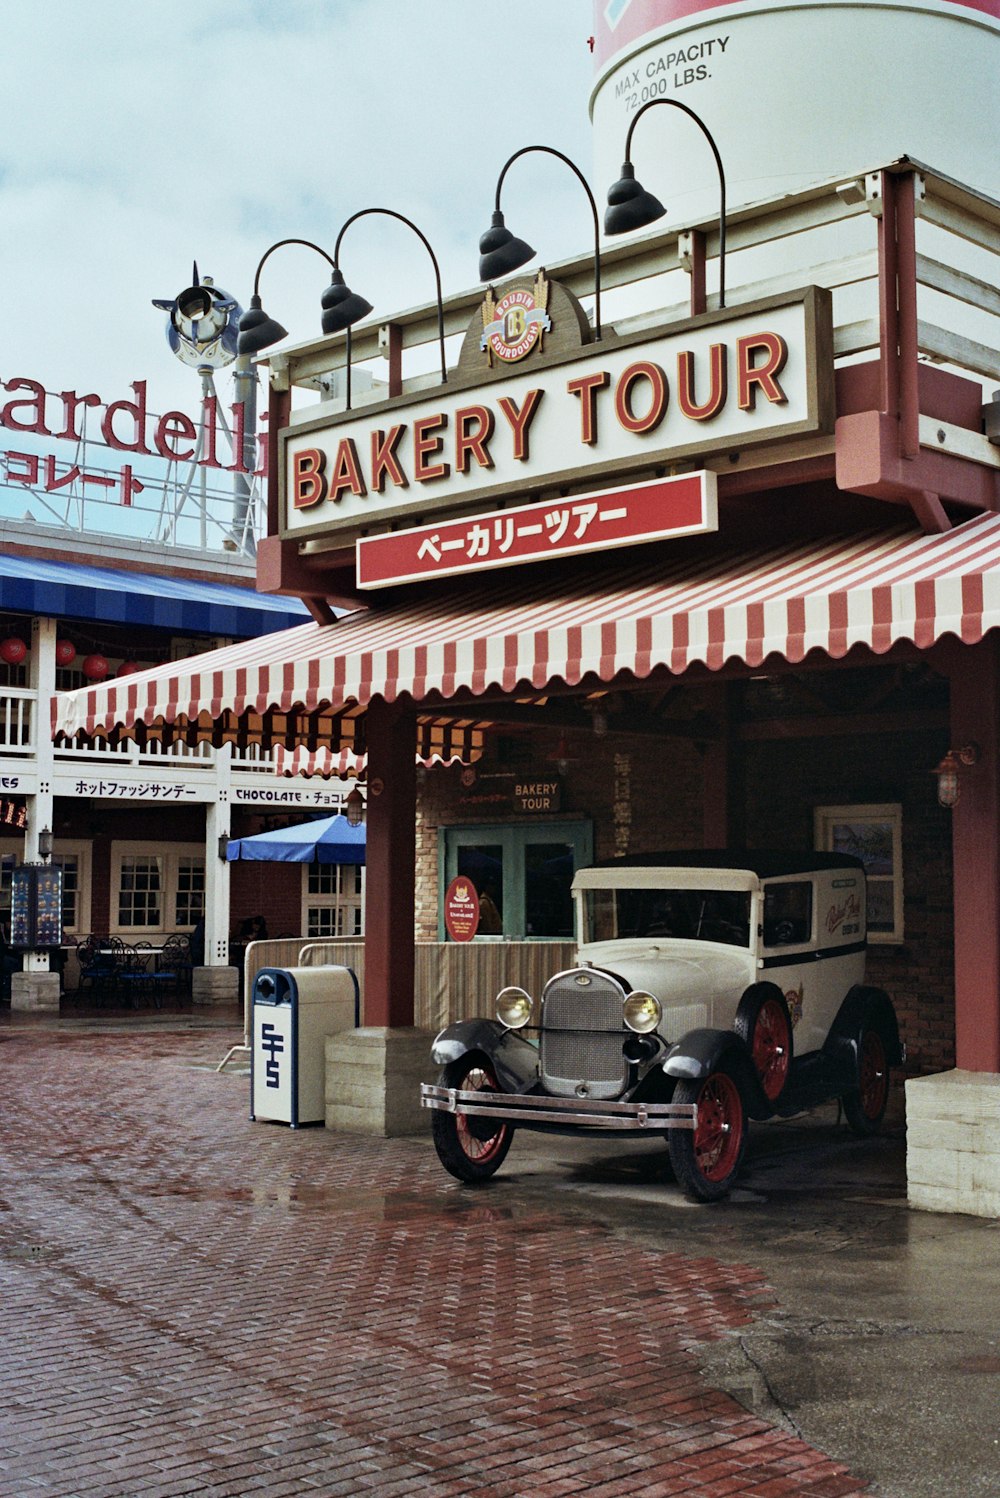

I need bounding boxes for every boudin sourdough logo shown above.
[480,270,552,367]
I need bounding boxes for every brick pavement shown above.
[0,1025,870,1497]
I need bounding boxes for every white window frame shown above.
[814,802,903,944]
[110,841,206,937]
[301,861,365,940]
[52,839,92,940]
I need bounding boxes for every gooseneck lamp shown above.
[479,145,602,340]
[236,237,338,355]
[604,100,727,309]
[325,207,448,410]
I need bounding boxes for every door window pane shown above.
[525,842,574,937]
[457,845,504,934]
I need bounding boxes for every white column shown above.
[24,617,55,973]
[11,616,60,1009]
[204,745,232,966]
[192,748,238,1006]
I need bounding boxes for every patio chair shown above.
[113,940,157,1009]
[75,936,116,1006]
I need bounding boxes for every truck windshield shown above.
[583,888,752,948]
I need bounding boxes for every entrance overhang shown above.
[54,512,1000,746]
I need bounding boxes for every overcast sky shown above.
[0,1,597,419]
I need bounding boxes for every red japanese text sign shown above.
[356,471,717,589]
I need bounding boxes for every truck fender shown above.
[662,1027,773,1120]
[430,1018,539,1093]
[823,985,904,1072]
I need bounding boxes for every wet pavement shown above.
[2,1010,999,1497]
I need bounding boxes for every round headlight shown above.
[623,990,662,1034]
[496,985,533,1029]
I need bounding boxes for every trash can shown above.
[251,965,359,1127]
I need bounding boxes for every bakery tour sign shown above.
[281,279,833,588]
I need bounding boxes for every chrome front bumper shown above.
[420,1083,696,1131]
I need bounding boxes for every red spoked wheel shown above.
[735,987,793,1104]
[842,1026,890,1136]
[668,1067,748,1203]
[431,1055,514,1183]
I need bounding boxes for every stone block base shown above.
[10,971,61,1013]
[906,1069,1000,1218]
[326,1027,435,1137]
[191,965,240,1006]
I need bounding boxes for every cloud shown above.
[0,0,597,415]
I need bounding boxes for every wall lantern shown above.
[478,144,602,339]
[82,654,109,681]
[604,98,728,308]
[38,826,53,862]
[55,639,77,668]
[933,742,980,808]
[0,637,27,665]
[217,832,230,861]
[345,787,365,827]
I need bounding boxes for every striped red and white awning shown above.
[273,744,480,779]
[54,514,1000,741]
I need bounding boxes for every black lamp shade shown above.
[237,295,289,355]
[478,210,535,282]
[604,162,667,236]
[321,271,374,334]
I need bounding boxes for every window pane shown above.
[763,882,813,945]
[118,856,162,927]
[457,845,503,935]
[174,857,205,927]
[524,842,575,938]
[52,854,79,931]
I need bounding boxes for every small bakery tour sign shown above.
[282,284,833,567]
[457,770,562,815]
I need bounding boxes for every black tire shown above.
[735,985,793,1104]
[668,1066,748,1202]
[430,1055,514,1183]
[842,1023,891,1136]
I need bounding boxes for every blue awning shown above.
[0,553,309,636]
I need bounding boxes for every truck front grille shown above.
[539,969,628,1099]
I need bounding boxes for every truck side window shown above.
[763,881,812,945]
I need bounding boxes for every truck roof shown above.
[584,851,864,879]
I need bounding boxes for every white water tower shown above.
[591,0,1000,220]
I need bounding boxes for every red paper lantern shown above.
[81,653,109,681]
[55,639,77,667]
[0,637,26,665]
[117,660,142,677]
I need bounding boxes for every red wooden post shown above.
[362,697,417,1028]
[945,638,1000,1072]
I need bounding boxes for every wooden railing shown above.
[242,937,577,1034]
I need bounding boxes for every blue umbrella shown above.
[226,813,365,865]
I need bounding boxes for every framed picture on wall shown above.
[814,802,903,944]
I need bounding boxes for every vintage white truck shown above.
[421,852,903,1201]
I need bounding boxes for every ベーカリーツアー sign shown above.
[356,471,717,588]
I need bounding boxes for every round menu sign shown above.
[444,875,480,942]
